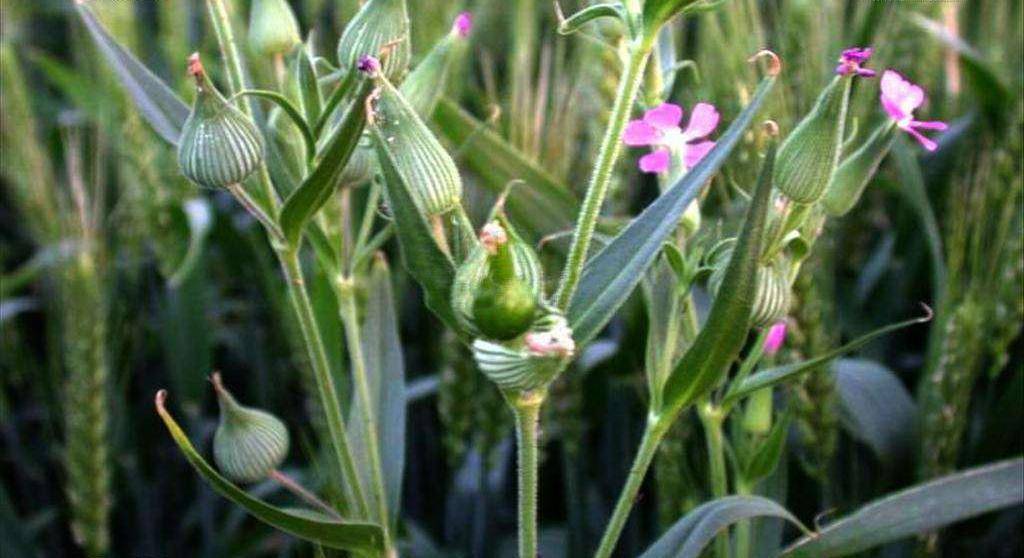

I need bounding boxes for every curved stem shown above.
[269,469,343,521]
[337,277,393,548]
[512,391,545,558]
[227,183,284,242]
[554,39,653,310]
[279,249,368,518]
[699,402,731,558]
[594,416,667,558]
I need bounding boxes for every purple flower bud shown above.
[835,46,876,77]
[763,321,787,355]
[453,12,473,38]
[357,55,381,76]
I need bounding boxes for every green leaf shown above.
[74,1,189,145]
[782,458,1024,557]
[892,139,946,300]
[373,123,459,332]
[154,391,385,553]
[557,3,625,35]
[280,79,373,247]
[348,257,406,527]
[567,74,776,347]
[232,89,316,162]
[742,413,791,484]
[639,496,804,558]
[295,48,323,129]
[168,198,214,288]
[721,310,931,408]
[432,99,578,240]
[834,359,916,465]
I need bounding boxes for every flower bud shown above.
[336,0,410,83]
[822,121,896,216]
[452,218,542,340]
[369,72,463,215]
[211,373,289,483]
[710,250,791,327]
[472,311,574,393]
[399,12,472,118]
[742,387,773,435]
[177,54,264,188]
[774,75,852,203]
[248,0,301,57]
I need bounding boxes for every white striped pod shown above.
[211,373,289,483]
[710,249,791,327]
[472,312,573,393]
[248,0,301,57]
[369,73,463,216]
[177,55,264,188]
[336,0,410,83]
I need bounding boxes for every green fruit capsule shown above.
[774,75,852,203]
[211,373,289,483]
[710,250,791,327]
[399,12,472,118]
[369,71,463,216]
[822,121,896,216]
[472,311,575,393]
[248,0,301,57]
[336,0,410,83]
[452,218,543,340]
[177,54,264,188]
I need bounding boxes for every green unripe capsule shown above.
[211,373,289,483]
[822,121,896,216]
[399,12,472,117]
[336,0,410,83]
[774,75,852,203]
[248,0,301,57]
[177,54,264,188]
[710,250,791,327]
[473,310,575,393]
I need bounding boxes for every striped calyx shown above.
[212,373,289,483]
[369,72,463,216]
[710,249,791,327]
[472,310,574,393]
[452,217,542,340]
[774,75,852,203]
[248,0,301,56]
[336,0,410,83]
[177,54,264,188]
[399,12,472,118]
[822,121,896,216]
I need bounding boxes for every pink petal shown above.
[682,140,715,169]
[763,321,787,355]
[623,120,660,146]
[880,70,906,102]
[681,102,719,139]
[911,120,948,131]
[899,83,925,115]
[639,149,671,173]
[881,95,907,122]
[642,103,683,130]
[904,127,938,151]
[453,12,473,37]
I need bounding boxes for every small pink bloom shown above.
[453,12,473,38]
[357,55,381,76]
[880,70,948,151]
[835,47,876,77]
[622,102,720,174]
[763,321,787,355]
[479,222,507,254]
[525,319,575,358]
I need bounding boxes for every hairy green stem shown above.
[337,277,393,547]
[595,415,668,558]
[555,39,653,309]
[512,391,544,558]
[734,479,753,558]
[699,403,731,558]
[279,250,368,518]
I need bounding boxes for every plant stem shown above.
[699,402,731,558]
[279,249,369,518]
[269,469,344,520]
[555,39,652,310]
[733,479,753,558]
[512,390,545,558]
[594,415,668,558]
[336,277,393,547]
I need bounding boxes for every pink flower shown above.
[763,321,787,356]
[525,319,575,358]
[880,70,948,151]
[622,102,719,174]
[357,55,381,76]
[835,47,876,77]
[453,12,473,38]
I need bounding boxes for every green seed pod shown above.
[774,75,852,203]
[212,373,289,483]
[452,218,542,339]
[370,72,463,215]
[822,121,896,216]
[248,0,301,57]
[710,250,791,327]
[399,12,472,117]
[336,0,410,83]
[742,387,774,435]
[177,55,264,188]
[472,311,575,393]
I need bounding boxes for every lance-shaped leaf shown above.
[835,359,916,465]
[295,47,323,127]
[557,3,625,35]
[280,79,373,246]
[782,458,1024,557]
[74,1,189,145]
[567,75,776,347]
[721,310,931,408]
[639,496,804,558]
[154,391,385,553]
[657,138,775,417]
